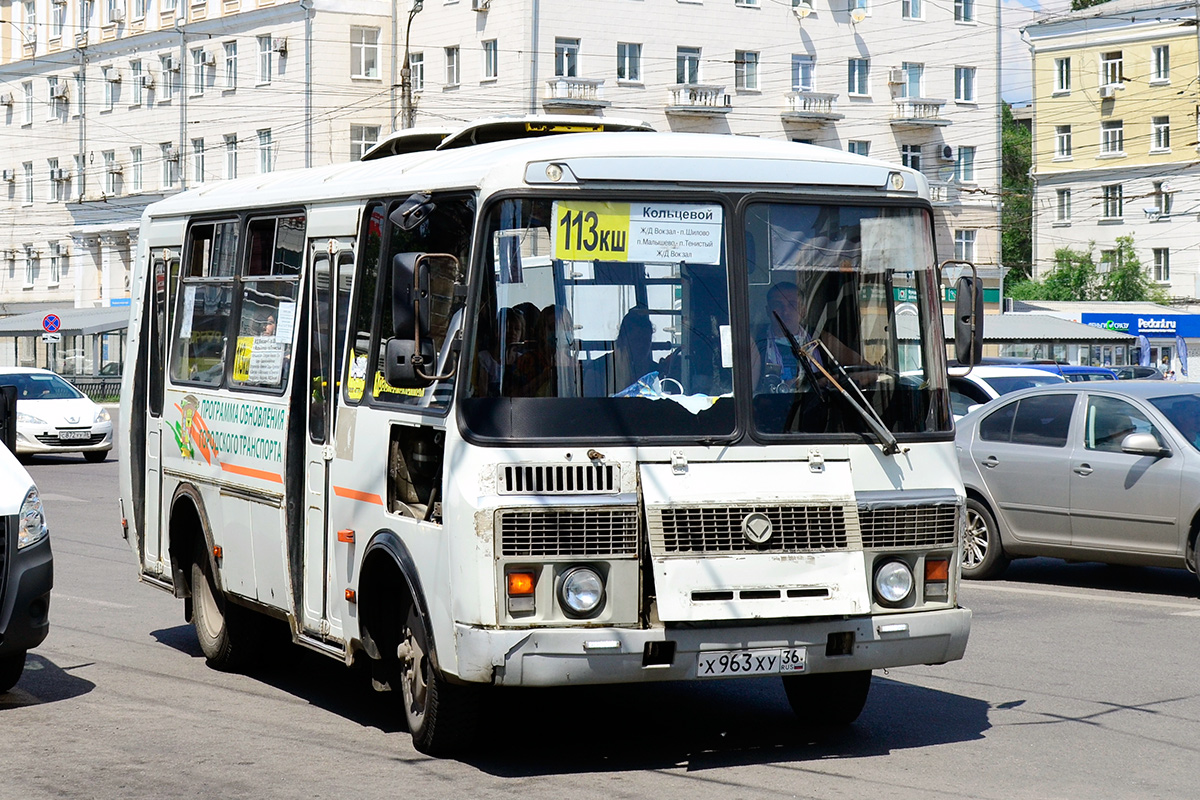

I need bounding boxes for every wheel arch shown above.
[167,482,216,605]
[357,530,441,673]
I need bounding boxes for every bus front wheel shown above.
[398,606,478,756]
[191,552,252,671]
[782,670,872,729]
[0,652,26,693]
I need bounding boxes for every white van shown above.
[0,385,53,693]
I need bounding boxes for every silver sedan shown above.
[956,381,1200,581]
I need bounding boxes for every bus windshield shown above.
[461,196,949,442]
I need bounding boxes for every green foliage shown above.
[1006,237,1167,302]
[1000,104,1033,281]
[1100,236,1168,302]
[1070,0,1110,9]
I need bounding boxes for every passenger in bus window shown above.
[524,305,580,398]
[612,307,658,392]
[261,314,277,337]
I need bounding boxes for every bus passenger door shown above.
[143,253,177,573]
[301,239,354,637]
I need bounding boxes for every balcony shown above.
[542,77,610,112]
[928,181,961,206]
[666,84,732,116]
[890,98,950,128]
[781,91,844,123]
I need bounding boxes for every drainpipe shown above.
[301,0,313,166]
[177,17,187,190]
[391,0,398,131]
[529,0,539,113]
[77,41,86,202]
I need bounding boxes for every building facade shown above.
[0,0,1001,325]
[1027,0,1200,300]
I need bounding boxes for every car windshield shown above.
[0,372,85,400]
[1149,394,1200,451]
[982,374,1064,395]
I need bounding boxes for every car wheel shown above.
[398,605,479,756]
[963,498,1009,580]
[0,652,26,693]
[83,449,108,463]
[782,670,872,729]
[191,549,257,671]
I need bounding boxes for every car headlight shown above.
[95,407,111,423]
[17,410,47,425]
[18,486,48,549]
[558,566,605,617]
[874,560,914,606]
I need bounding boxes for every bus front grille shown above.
[497,464,620,495]
[648,504,853,555]
[497,507,639,556]
[858,504,959,549]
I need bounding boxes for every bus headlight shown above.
[874,560,913,606]
[558,566,605,617]
[18,487,48,549]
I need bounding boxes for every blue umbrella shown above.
[1176,335,1189,377]
[1137,335,1151,367]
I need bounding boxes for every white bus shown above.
[119,121,975,755]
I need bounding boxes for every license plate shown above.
[58,430,90,440]
[696,647,807,678]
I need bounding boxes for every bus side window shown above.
[344,202,386,405]
[170,221,239,386]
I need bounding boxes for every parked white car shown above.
[0,368,113,462]
[949,366,1066,419]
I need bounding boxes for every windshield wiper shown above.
[772,311,906,456]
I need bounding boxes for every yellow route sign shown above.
[553,201,631,261]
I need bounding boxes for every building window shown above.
[556,38,580,78]
[410,52,424,90]
[257,129,273,173]
[133,0,148,19]
[258,35,273,84]
[1152,45,1169,82]
[1154,181,1174,216]
[191,48,208,96]
[351,26,380,79]
[224,41,238,90]
[103,150,118,194]
[848,58,869,95]
[73,155,84,199]
[1153,249,1170,282]
[224,134,237,179]
[350,124,380,161]
[192,138,205,184]
[1055,125,1072,158]
[131,146,143,192]
[161,54,178,101]
[956,146,976,182]
[735,51,759,90]
[161,143,179,188]
[1054,57,1070,93]
[954,0,973,21]
[1100,120,1124,155]
[103,67,118,111]
[1102,184,1123,219]
[1100,51,1122,88]
[848,0,868,12]
[792,54,814,91]
[954,229,976,262]
[617,42,642,82]
[677,46,701,84]
[49,242,61,285]
[52,0,66,36]
[24,246,36,288]
[22,162,33,205]
[22,81,33,126]
[901,62,923,98]
[131,60,143,105]
[901,144,921,170]
[47,158,60,202]
[1056,188,1071,221]
[1151,116,1170,151]
[848,141,870,156]
[955,66,976,102]
[445,47,460,87]
[737,0,759,7]
[482,39,498,80]
[902,0,921,19]
[1099,249,1117,273]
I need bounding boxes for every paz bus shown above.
[118,119,976,755]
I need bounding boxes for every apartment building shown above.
[0,0,1001,320]
[1027,0,1199,299]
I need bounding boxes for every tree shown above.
[1100,235,1168,302]
[1000,103,1033,282]
[1005,238,1167,302]
[1070,0,1110,9]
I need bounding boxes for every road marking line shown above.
[53,594,134,609]
[1171,609,1200,616]
[964,582,1199,612]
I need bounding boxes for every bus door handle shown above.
[1073,463,1093,476]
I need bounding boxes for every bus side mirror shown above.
[954,273,984,366]
[391,252,420,339]
[0,384,15,455]
[384,338,436,388]
[392,252,462,340]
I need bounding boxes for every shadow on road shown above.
[0,653,96,708]
[998,558,1198,600]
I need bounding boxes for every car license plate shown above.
[58,430,90,441]
[696,647,807,678]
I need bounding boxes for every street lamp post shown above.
[400,0,424,129]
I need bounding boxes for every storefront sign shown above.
[1081,313,1200,338]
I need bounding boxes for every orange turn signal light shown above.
[925,559,949,581]
[345,589,357,602]
[337,529,355,543]
[507,572,535,596]
[212,545,223,559]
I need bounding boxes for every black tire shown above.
[83,449,109,463]
[191,553,253,671]
[963,497,1010,580]
[0,652,26,693]
[399,606,479,756]
[782,670,872,729]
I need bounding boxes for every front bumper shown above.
[454,606,971,686]
[15,424,113,455]
[0,534,53,656]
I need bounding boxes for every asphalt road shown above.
[4,434,1199,799]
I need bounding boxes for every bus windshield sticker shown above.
[552,201,723,265]
[179,285,196,339]
[275,301,297,342]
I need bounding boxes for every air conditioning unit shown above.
[472,0,491,11]
[0,92,13,107]
[141,73,155,90]
[939,144,955,161]
[108,163,123,175]
[49,168,67,182]
[75,32,89,47]
[165,147,180,162]
[272,37,288,56]
[166,59,180,73]
[887,68,906,85]
[0,169,14,183]
[110,5,125,22]
[52,0,67,6]
[49,83,69,101]
[107,69,121,83]
[1099,84,1116,99]
[201,51,217,67]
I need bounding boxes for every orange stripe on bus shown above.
[220,462,284,483]
[334,486,384,505]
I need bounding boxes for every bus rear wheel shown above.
[398,606,478,756]
[782,670,872,729]
[0,652,26,693]
[191,551,252,671]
